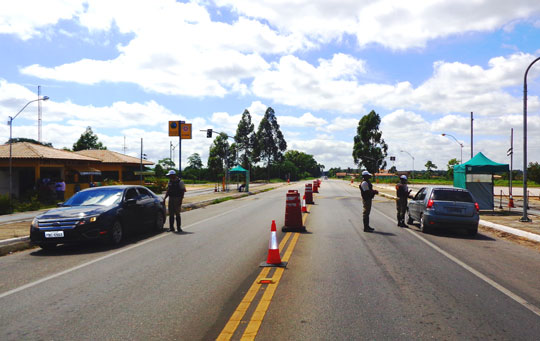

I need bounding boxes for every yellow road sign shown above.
[168,121,179,136]
[180,123,192,139]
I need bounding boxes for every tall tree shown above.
[187,153,203,170]
[73,126,107,151]
[446,158,460,179]
[234,109,255,169]
[207,133,231,180]
[528,162,540,184]
[425,160,437,172]
[284,150,320,178]
[352,110,388,174]
[253,107,287,180]
[154,157,176,177]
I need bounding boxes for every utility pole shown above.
[470,111,474,159]
[38,85,42,142]
[521,56,540,222]
[140,138,143,185]
[509,128,513,204]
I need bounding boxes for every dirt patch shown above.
[0,221,31,240]
[479,225,540,253]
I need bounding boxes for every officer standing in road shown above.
[395,175,412,227]
[359,170,378,232]
[163,170,187,233]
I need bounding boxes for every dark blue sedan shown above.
[30,185,166,250]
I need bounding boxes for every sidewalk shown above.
[0,182,288,255]
[350,181,540,243]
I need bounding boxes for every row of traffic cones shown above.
[261,180,318,267]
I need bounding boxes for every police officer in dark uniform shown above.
[359,170,378,232]
[395,175,412,227]
[163,170,186,232]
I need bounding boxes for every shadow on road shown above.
[407,224,496,241]
[29,229,169,257]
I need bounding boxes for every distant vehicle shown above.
[323,176,328,180]
[30,185,165,250]
[407,186,479,236]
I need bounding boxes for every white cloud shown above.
[279,112,327,128]
[218,0,540,50]
[0,0,84,40]
[252,54,371,113]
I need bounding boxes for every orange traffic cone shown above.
[301,195,307,213]
[508,195,515,208]
[260,220,287,268]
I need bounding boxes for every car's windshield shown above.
[432,189,473,203]
[63,188,123,206]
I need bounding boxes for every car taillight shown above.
[426,199,434,208]
[474,202,480,212]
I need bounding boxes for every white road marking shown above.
[0,202,253,300]
[372,206,540,318]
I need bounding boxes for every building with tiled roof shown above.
[74,149,153,184]
[0,143,154,199]
[0,142,102,199]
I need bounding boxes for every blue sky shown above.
[1,0,540,171]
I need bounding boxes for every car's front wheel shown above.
[154,212,164,231]
[110,221,123,246]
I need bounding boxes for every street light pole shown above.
[8,96,49,210]
[521,56,540,222]
[441,133,464,164]
[400,150,415,178]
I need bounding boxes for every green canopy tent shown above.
[229,165,250,192]
[453,152,509,209]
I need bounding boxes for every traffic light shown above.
[206,129,212,138]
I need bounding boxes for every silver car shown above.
[407,186,480,236]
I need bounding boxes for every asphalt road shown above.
[1,180,539,340]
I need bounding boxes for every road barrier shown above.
[305,183,314,204]
[301,194,307,213]
[283,190,305,232]
[259,220,287,267]
[313,180,319,193]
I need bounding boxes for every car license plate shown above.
[45,231,64,238]
[448,207,463,213]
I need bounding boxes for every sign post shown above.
[169,121,191,177]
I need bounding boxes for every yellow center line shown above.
[217,205,309,340]
[241,232,300,340]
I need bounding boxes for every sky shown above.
[1,0,540,172]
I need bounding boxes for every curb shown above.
[351,182,540,243]
[479,220,540,243]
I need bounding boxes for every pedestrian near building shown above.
[163,170,187,233]
[395,175,412,227]
[55,179,66,201]
[359,170,378,232]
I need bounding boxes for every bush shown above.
[14,195,41,212]
[0,194,11,214]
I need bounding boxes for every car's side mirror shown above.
[57,202,64,207]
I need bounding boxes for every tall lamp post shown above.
[8,96,50,209]
[400,150,415,178]
[521,56,540,222]
[441,133,464,164]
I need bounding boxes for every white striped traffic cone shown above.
[260,220,287,267]
[301,195,307,213]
